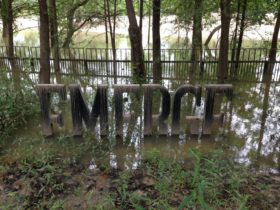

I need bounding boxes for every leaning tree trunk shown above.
[264,8,280,81]
[125,0,146,80]
[217,0,231,82]
[204,25,221,61]
[49,0,61,83]
[191,0,203,76]
[152,0,162,83]
[62,0,89,48]
[39,0,51,84]
[1,0,20,86]
[62,0,89,76]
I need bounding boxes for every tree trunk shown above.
[152,0,161,83]
[61,1,89,75]
[106,0,117,82]
[62,0,89,48]
[147,0,151,60]
[139,0,144,33]
[264,8,280,81]
[104,0,109,49]
[62,9,76,48]
[230,0,240,65]
[39,0,51,84]
[217,0,231,81]
[125,0,146,80]
[204,25,221,60]
[1,0,20,86]
[235,0,247,70]
[112,0,117,83]
[104,0,109,79]
[191,0,203,76]
[49,0,61,83]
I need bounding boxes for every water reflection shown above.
[228,80,280,172]
[1,73,280,173]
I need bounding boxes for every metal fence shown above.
[0,46,280,82]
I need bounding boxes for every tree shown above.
[49,0,61,82]
[103,0,109,49]
[235,0,247,67]
[230,0,241,69]
[152,0,161,82]
[57,0,107,48]
[105,0,117,80]
[61,0,90,48]
[38,0,50,83]
[204,25,221,60]
[147,0,151,49]
[264,6,280,80]
[217,0,231,81]
[161,0,193,44]
[0,0,20,85]
[231,0,247,72]
[125,0,145,80]
[191,0,203,76]
[139,0,144,33]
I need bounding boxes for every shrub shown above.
[0,75,38,140]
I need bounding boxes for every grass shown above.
[136,149,247,209]
[0,139,279,209]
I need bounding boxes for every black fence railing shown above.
[0,46,276,61]
[0,46,280,82]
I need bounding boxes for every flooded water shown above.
[1,74,280,174]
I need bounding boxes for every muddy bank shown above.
[0,151,279,210]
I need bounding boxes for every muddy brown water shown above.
[1,75,280,174]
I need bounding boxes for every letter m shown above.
[69,84,108,136]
